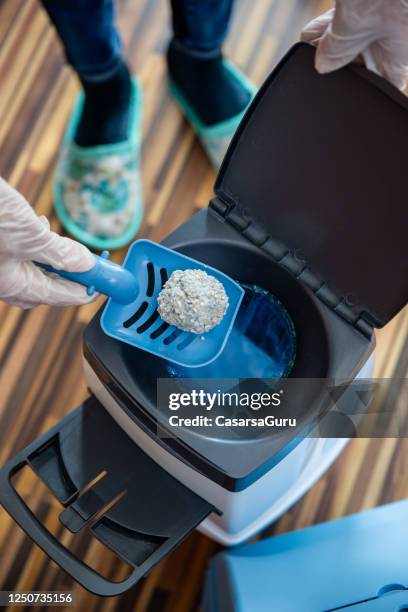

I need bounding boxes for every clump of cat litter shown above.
[157,269,229,334]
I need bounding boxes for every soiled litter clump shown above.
[157,269,229,334]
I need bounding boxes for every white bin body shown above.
[84,355,374,546]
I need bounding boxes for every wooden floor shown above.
[0,0,407,610]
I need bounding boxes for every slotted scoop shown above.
[37,239,244,367]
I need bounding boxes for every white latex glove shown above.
[0,177,95,308]
[301,0,408,90]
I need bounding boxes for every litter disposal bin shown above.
[0,43,406,596]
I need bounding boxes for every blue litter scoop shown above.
[37,239,244,367]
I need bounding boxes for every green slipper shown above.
[53,77,143,251]
[169,60,257,170]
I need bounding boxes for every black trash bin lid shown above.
[215,43,408,328]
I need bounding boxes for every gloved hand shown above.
[0,177,96,308]
[301,0,408,90]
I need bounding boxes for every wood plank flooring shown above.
[0,1,406,611]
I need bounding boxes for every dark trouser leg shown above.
[41,0,131,146]
[167,0,250,125]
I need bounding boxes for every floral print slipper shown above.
[169,61,257,170]
[53,77,143,251]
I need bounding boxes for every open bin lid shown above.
[215,43,408,328]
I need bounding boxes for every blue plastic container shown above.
[203,499,408,611]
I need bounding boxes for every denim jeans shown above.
[41,0,234,82]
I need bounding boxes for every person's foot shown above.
[167,39,257,169]
[75,61,132,147]
[167,39,251,126]
[53,75,144,251]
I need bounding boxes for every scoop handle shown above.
[36,250,138,305]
